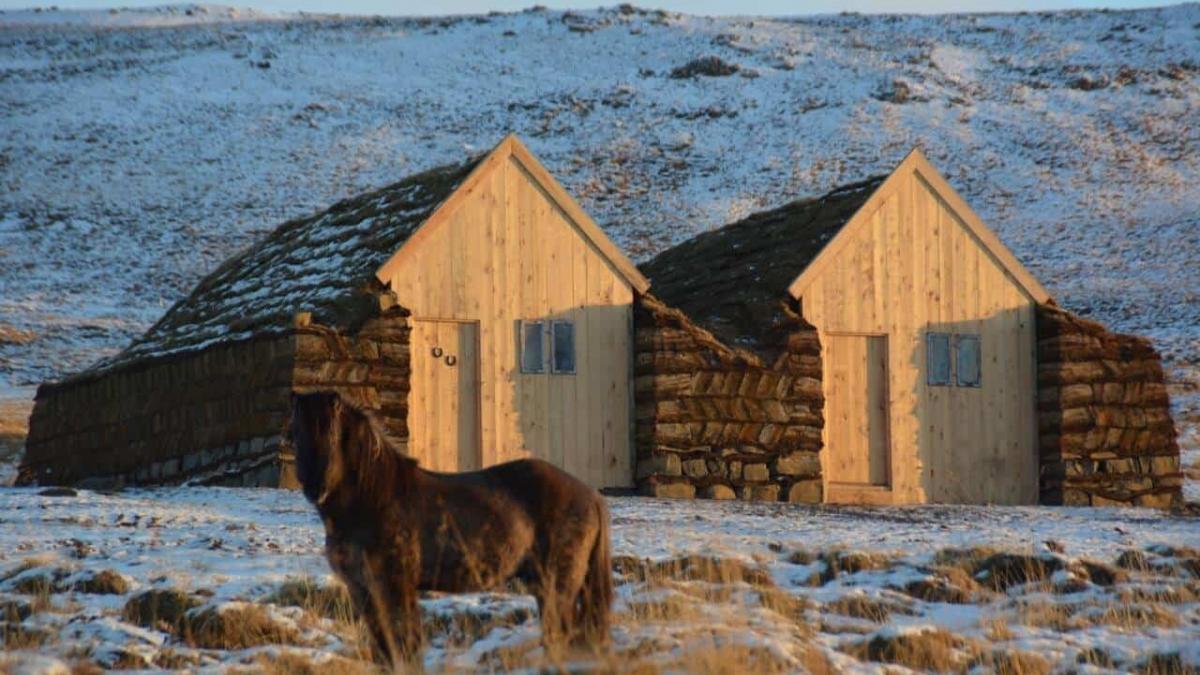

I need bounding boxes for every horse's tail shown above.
[579,495,613,646]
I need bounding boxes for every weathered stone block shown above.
[773,452,820,477]
[636,453,681,479]
[1133,491,1175,509]
[738,484,780,501]
[742,463,770,482]
[787,480,822,504]
[702,484,736,500]
[647,482,696,499]
[1062,489,1090,506]
[182,452,201,472]
[1150,455,1179,474]
[727,461,742,481]
[682,458,708,479]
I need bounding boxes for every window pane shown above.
[926,332,951,386]
[956,335,981,387]
[521,321,544,373]
[552,321,575,373]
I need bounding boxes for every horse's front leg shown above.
[362,548,422,670]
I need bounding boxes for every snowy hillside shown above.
[1,3,1198,387]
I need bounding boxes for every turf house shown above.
[634,149,1181,507]
[21,135,650,489]
[20,141,1182,508]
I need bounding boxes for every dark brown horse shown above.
[289,392,612,667]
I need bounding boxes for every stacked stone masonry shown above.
[634,294,825,502]
[20,299,412,488]
[1036,304,1182,508]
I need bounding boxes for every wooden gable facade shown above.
[788,149,1051,505]
[377,135,649,488]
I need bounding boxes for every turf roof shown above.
[639,175,885,352]
[82,157,481,377]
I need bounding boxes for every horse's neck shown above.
[343,421,420,507]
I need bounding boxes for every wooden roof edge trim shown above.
[787,148,1052,305]
[374,135,513,284]
[906,150,1052,304]
[375,134,650,294]
[785,150,915,299]
[506,137,651,294]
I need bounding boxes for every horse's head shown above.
[290,391,345,505]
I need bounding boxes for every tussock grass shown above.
[974,553,1067,591]
[843,627,978,671]
[122,588,201,631]
[264,577,353,620]
[626,555,776,588]
[971,648,1053,675]
[901,565,987,604]
[824,594,914,622]
[246,650,378,675]
[183,603,303,649]
[0,621,51,649]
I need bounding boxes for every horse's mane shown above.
[338,396,419,471]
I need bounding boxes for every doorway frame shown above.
[821,330,894,505]
[409,317,483,473]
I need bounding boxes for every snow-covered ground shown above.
[0,487,1198,672]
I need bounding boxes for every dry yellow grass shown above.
[183,603,303,650]
[843,627,980,671]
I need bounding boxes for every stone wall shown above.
[20,301,412,489]
[1036,304,1182,508]
[291,306,412,456]
[21,334,295,488]
[634,294,825,502]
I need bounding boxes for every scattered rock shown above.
[669,55,740,79]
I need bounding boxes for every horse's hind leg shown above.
[535,547,590,650]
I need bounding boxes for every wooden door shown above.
[408,320,481,473]
[825,334,891,491]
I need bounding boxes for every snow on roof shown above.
[79,157,480,379]
[639,175,885,352]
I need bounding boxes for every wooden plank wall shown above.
[383,157,634,488]
[799,170,1038,505]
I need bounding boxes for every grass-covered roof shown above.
[83,157,480,377]
[639,176,885,351]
